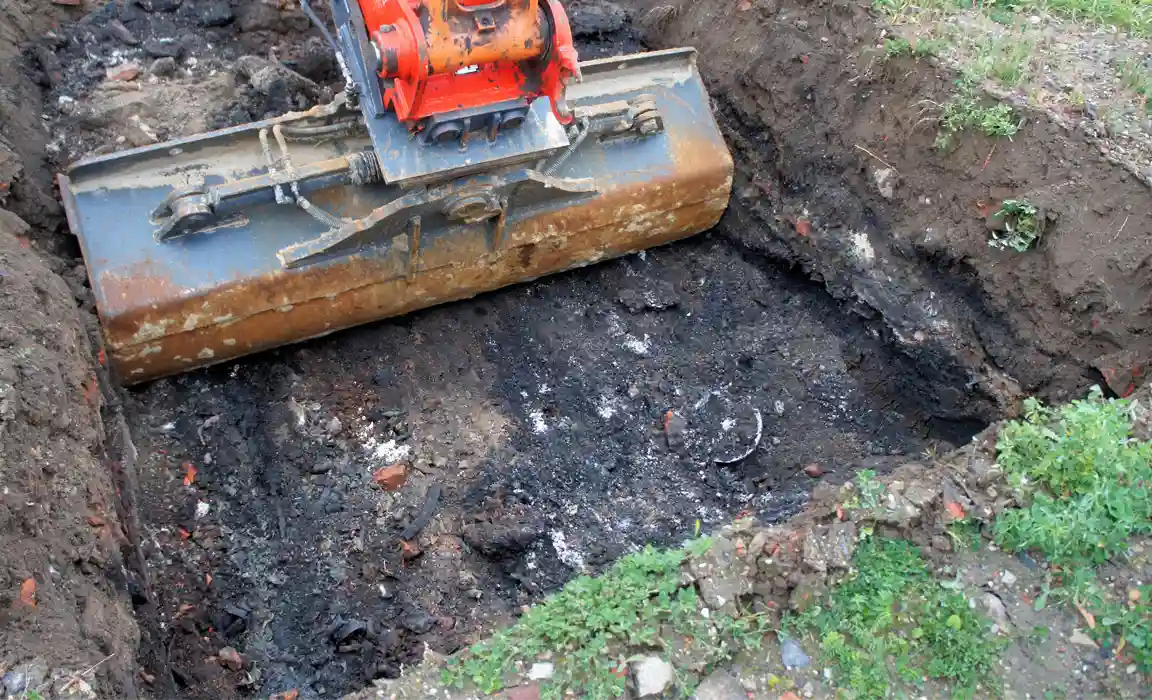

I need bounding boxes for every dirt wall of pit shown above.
[0,206,139,697]
[629,0,1151,416]
[1,3,140,697]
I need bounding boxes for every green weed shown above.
[988,198,1042,251]
[990,387,1152,674]
[964,35,1035,87]
[885,36,915,58]
[872,0,1151,36]
[847,469,886,511]
[785,537,1002,699]
[935,84,1022,148]
[1030,0,1152,36]
[1092,585,1152,675]
[992,386,1152,566]
[884,36,946,59]
[946,518,984,551]
[441,537,771,698]
[1118,58,1152,112]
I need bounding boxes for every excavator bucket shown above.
[59,48,733,384]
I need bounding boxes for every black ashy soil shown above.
[122,233,970,699]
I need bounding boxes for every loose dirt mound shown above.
[0,209,138,697]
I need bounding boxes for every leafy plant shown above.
[1118,58,1152,112]
[992,386,1152,567]
[988,198,1042,251]
[990,387,1152,675]
[884,37,915,58]
[847,469,886,511]
[1092,585,1152,675]
[934,82,1022,149]
[785,537,1002,699]
[441,537,770,698]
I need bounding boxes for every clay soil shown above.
[0,0,1149,699]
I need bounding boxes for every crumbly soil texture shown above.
[0,0,1148,698]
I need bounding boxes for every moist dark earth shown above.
[125,234,957,699]
[3,0,1150,698]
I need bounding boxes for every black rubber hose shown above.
[300,0,342,59]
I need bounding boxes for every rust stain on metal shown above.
[103,141,731,383]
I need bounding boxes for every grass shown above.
[883,35,948,58]
[785,537,1002,699]
[964,34,1036,87]
[1117,58,1152,112]
[441,537,771,698]
[988,198,1042,251]
[934,81,1023,148]
[872,0,1152,36]
[990,386,1152,675]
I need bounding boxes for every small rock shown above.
[505,684,542,700]
[802,521,856,572]
[1,659,48,694]
[149,56,178,77]
[124,116,160,147]
[1015,551,1038,569]
[217,646,244,671]
[1000,570,1017,586]
[803,463,825,477]
[1069,629,1098,648]
[616,280,679,313]
[373,463,408,490]
[325,416,342,435]
[105,19,139,45]
[931,535,952,552]
[872,167,897,200]
[236,55,326,102]
[795,19,809,30]
[143,38,184,59]
[982,592,1010,632]
[780,637,811,669]
[106,62,142,82]
[690,537,752,616]
[463,522,543,557]
[632,656,674,697]
[137,0,183,10]
[1028,14,1041,24]
[33,45,64,87]
[664,411,687,450]
[400,608,436,634]
[198,0,234,26]
[527,662,554,681]
[692,669,745,700]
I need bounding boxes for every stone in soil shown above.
[692,669,746,699]
[632,655,675,697]
[137,0,183,11]
[196,0,234,26]
[780,637,811,669]
[690,536,753,616]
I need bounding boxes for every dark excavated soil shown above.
[123,233,965,699]
[9,0,1148,698]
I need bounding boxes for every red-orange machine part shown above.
[358,0,579,124]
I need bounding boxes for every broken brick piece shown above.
[106,62,142,82]
[373,463,408,491]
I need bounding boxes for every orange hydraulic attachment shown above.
[359,0,580,125]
